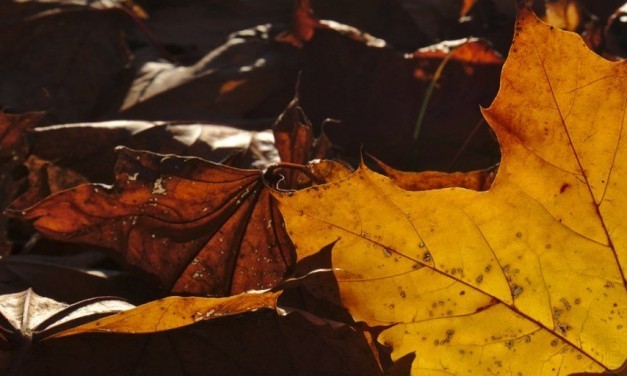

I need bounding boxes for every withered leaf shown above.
[0,289,132,343]
[272,92,339,188]
[370,155,497,191]
[273,94,315,168]
[10,121,279,214]
[139,0,294,61]
[10,147,294,296]
[50,290,282,337]
[114,24,299,122]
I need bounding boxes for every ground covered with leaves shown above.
[0,0,626,375]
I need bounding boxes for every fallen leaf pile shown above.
[0,0,625,374]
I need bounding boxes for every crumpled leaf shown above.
[272,92,339,188]
[114,24,299,122]
[10,147,294,296]
[138,0,293,61]
[0,289,132,342]
[276,8,626,374]
[3,121,280,255]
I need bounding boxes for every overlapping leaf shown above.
[0,289,132,343]
[4,302,381,376]
[8,98,347,296]
[276,8,627,374]
[10,147,294,296]
[0,286,378,375]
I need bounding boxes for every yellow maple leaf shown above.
[276,8,626,375]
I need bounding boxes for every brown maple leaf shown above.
[9,147,293,296]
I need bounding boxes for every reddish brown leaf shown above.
[271,92,341,188]
[0,111,43,160]
[9,147,294,296]
[412,37,503,65]
[9,121,279,215]
[273,94,315,167]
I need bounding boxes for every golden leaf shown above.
[50,290,281,338]
[276,8,626,374]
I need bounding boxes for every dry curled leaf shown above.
[276,8,626,374]
[0,289,132,343]
[370,155,497,191]
[272,92,340,188]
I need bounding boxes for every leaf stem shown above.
[264,162,323,190]
[410,44,462,169]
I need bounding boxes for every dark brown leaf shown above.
[0,8,132,124]
[0,111,44,254]
[0,253,159,304]
[4,309,381,376]
[10,121,279,213]
[111,24,300,123]
[138,0,293,62]
[294,15,503,170]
